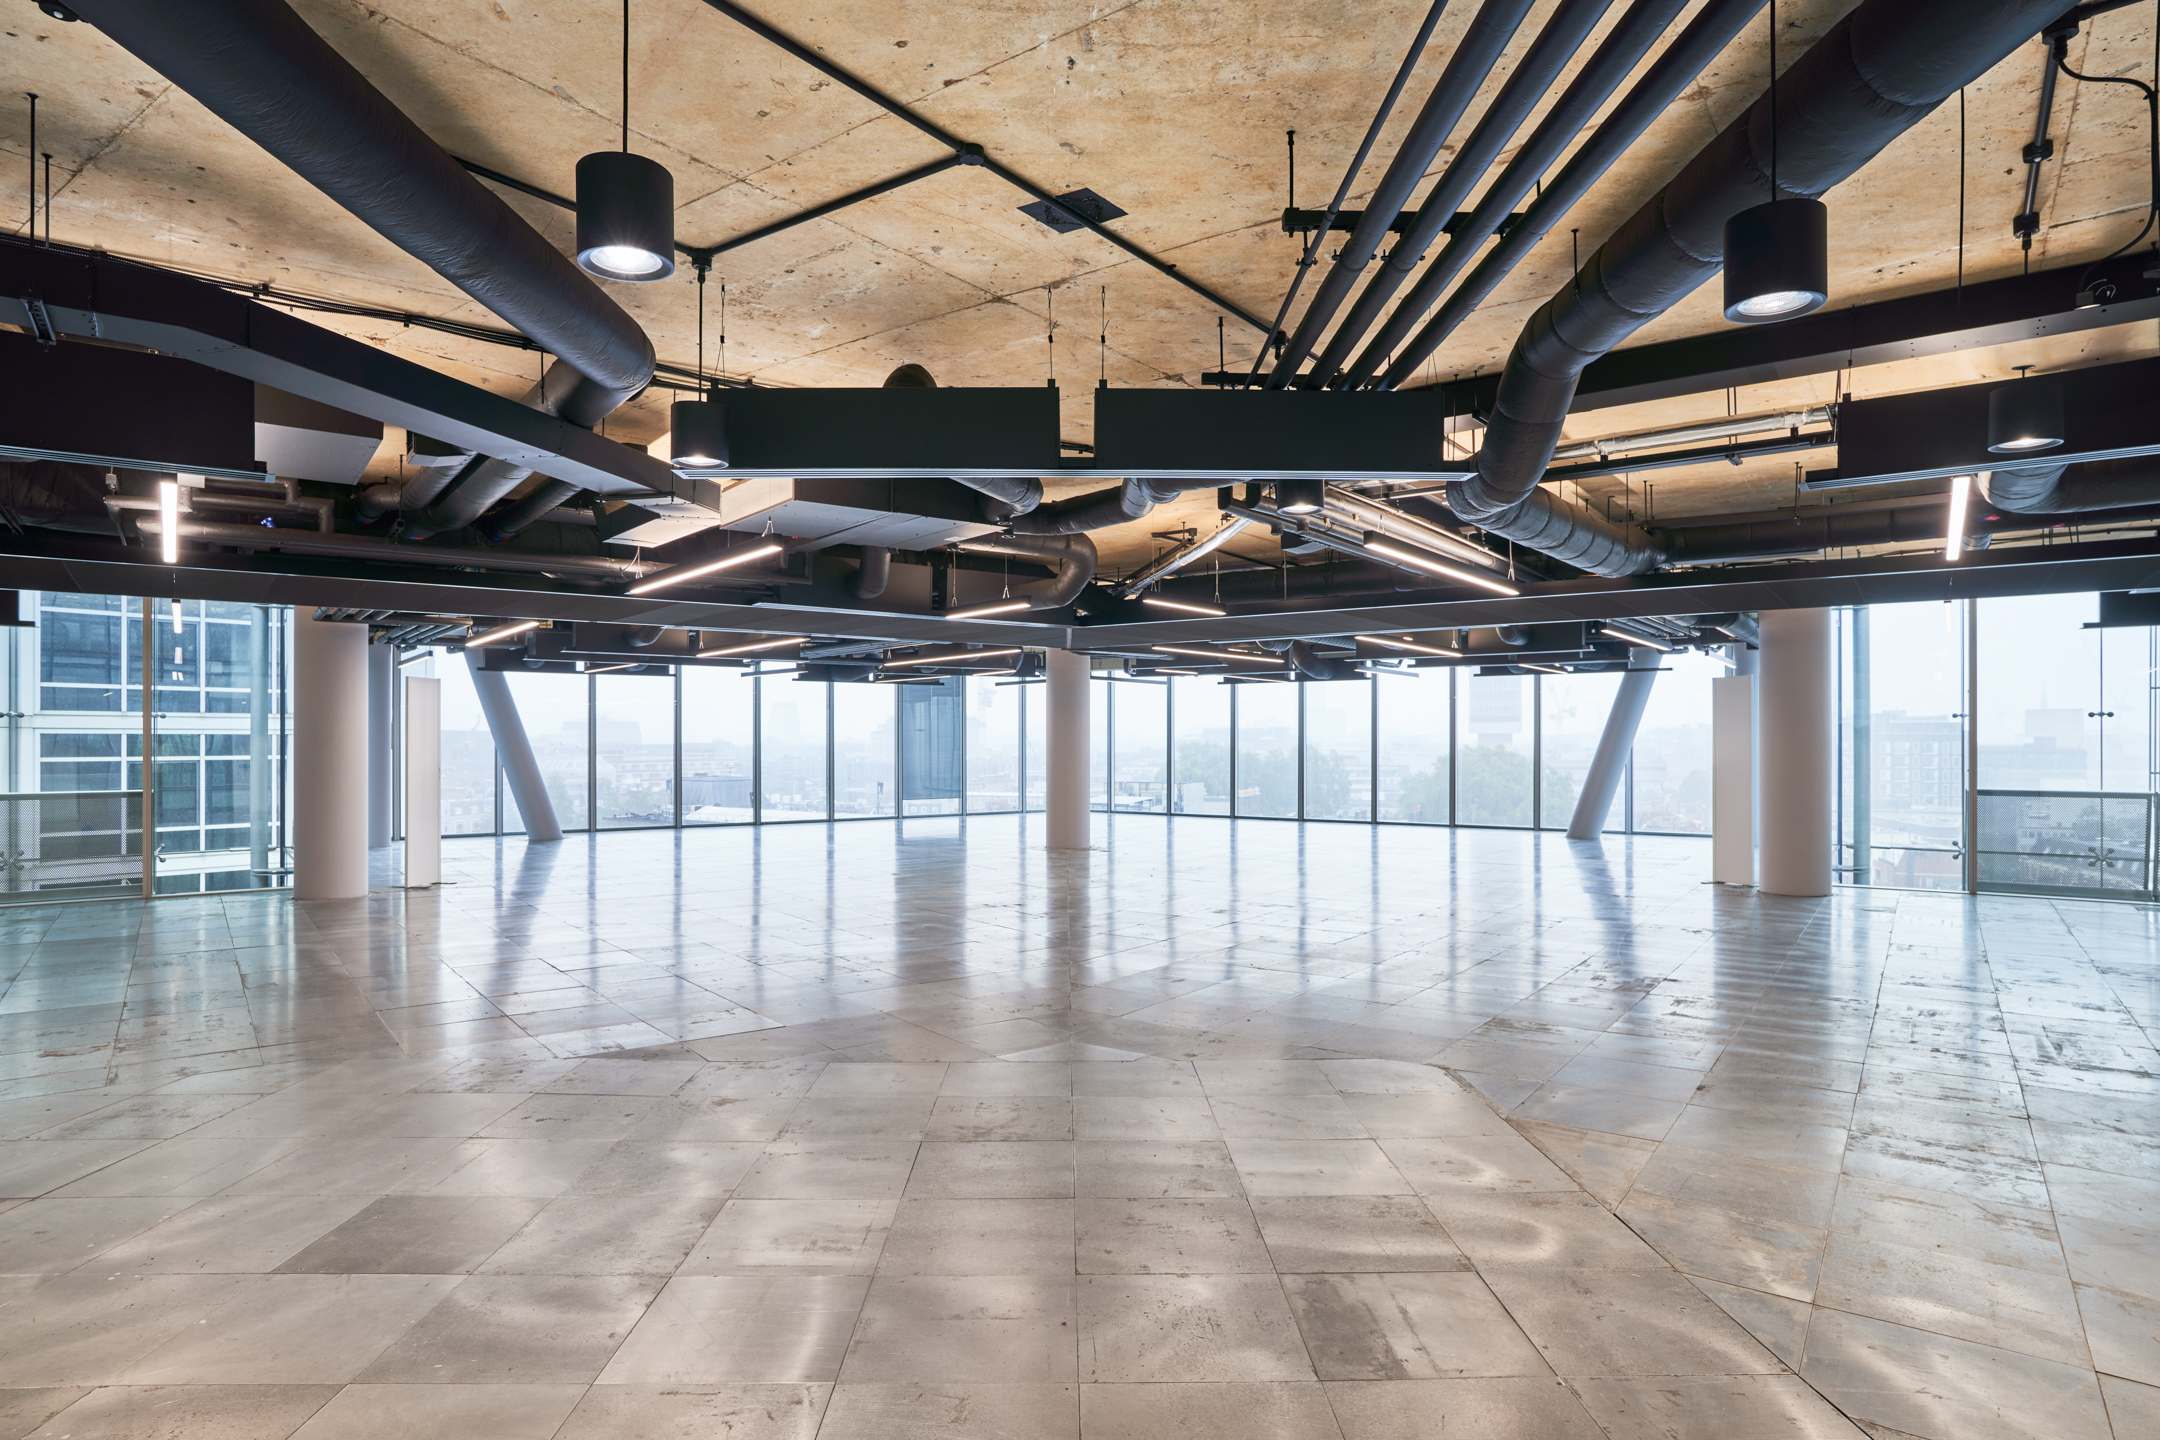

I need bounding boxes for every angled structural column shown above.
[1758,609,1833,897]
[292,615,370,900]
[1566,648,1658,839]
[1044,649,1090,851]
[464,651,563,842]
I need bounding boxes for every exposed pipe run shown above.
[1373,0,1769,391]
[1269,0,1540,388]
[1116,516,1253,598]
[1445,0,2071,578]
[1341,0,1698,389]
[1319,488,1509,573]
[1309,0,1616,389]
[1548,407,1833,464]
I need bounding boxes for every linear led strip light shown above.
[1945,473,1979,562]
[698,636,803,659]
[1598,625,1672,652]
[943,599,1032,620]
[1141,596,1228,617]
[158,479,180,564]
[625,542,783,596]
[1355,633,1459,658]
[468,619,542,647]
[1150,645,1287,666]
[1364,538,1520,596]
[885,647,1024,668]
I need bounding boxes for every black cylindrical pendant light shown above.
[1275,477,1325,515]
[576,0,674,282]
[1987,377,2065,454]
[577,151,675,281]
[670,395,729,467]
[1723,197,1827,323]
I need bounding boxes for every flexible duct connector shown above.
[1452,0,2069,578]
[356,453,470,523]
[620,626,666,648]
[954,533,1099,608]
[1983,457,2160,514]
[490,478,586,539]
[1004,478,1197,535]
[850,546,891,600]
[1289,641,1360,681]
[71,0,654,408]
[403,367,621,538]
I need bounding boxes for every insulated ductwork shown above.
[70,0,655,408]
[850,546,892,600]
[1448,0,2066,577]
[1982,457,2160,514]
[1289,641,1360,680]
[953,533,1098,609]
[1003,477,1230,535]
[72,0,659,539]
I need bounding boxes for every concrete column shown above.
[465,650,562,842]
[1044,648,1090,850]
[1566,650,1657,839]
[292,614,370,900]
[367,641,394,849]
[1758,608,1833,897]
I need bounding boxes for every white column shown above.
[403,675,441,888]
[1044,648,1090,850]
[1758,607,1833,897]
[292,614,370,900]
[1711,673,1756,885]
[367,641,394,849]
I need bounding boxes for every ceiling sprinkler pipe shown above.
[1117,516,1254,597]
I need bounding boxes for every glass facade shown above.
[1836,595,2160,899]
[11,592,292,903]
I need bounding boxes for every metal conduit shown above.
[1306,0,1616,389]
[1267,0,1540,388]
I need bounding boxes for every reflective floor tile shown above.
[1076,1273,1310,1382]
[286,1383,583,1439]
[273,1195,545,1275]
[819,1382,1078,1440]
[679,1198,896,1275]
[1374,1135,1577,1195]
[1799,1308,2113,1440]
[18,1383,337,1440]
[881,1198,1076,1276]
[599,1276,866,1384]
[1283,1272,1549,1379]
[843,1275,1077,1384]
[95,1193,374,1275]
[1226,1140,1413,1197]
[355,1273,660,1383]
[554,1383,828,1440]
[1250,1196,1469,1273]
[906,1142,1076,1198]
[1815,1230,2088,1367]
[1567,1374,1864,1438]
[477,1193,726,1275]
[1425,1191,1664,1271]
[1079,1381,1339,1439]
[1324,1377,1607,1439]
[1074,1197,1272,1274]
[1476,1267,1779,1379]
[120,1274,460,1384]
[1075,1140,1245,1199]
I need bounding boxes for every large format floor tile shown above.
[0,815,2150,1438]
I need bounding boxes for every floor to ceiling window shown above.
[1232,679,1299,818]
[1110,678,1168,812]
[502,670,590,833]
[1630,649,1720,835]
[966,676,1022,814]
[1303,678,1372,821]
[1169,674,1230,814]
[759,675,828,821]
[1455,673,1535,828]
[594,670,675,828]
[1536,670,1613,830]
[680,666,754,825]
[1375,670,1447,823]
[1837,601,1969,891]
[832,681,897,818]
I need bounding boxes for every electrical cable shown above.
[2057,26,2160,301]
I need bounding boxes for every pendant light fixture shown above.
[1986,366,2065,454]
[576,0,674,282]
[671,261,729,467]
[1723,3,1828,324]
[1274,477,1325,515]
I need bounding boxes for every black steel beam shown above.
[1420,253,2160,418]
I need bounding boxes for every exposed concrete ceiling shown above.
[4,0,2155,581]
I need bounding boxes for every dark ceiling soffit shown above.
[0,239,676,497]
[1807,355,2160,490]
[1422,253,2160,418]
